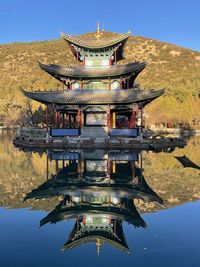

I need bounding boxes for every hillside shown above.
[0,31,200,126]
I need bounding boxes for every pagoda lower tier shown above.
[22,88,164,138]
[23,88,163,105]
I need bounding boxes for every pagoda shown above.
[22,23,164,139]
[24,150,163,256]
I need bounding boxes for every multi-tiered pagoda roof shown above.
[22,24,165,139]
[24,151,164,255]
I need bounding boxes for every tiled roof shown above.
[62,233,130,253]
[61,32,131,49]
[39,62,146,79]
[22,88,164,105]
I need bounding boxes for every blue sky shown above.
[0,0,199,51]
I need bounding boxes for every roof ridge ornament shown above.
[96,20,103,40]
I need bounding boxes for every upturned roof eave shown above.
[40,204,147,228]
[62,235,130,253]
[39,61,147,79]
[61,32,131,49]
[22,88,165,106]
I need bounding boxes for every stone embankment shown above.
[13,127,186,151]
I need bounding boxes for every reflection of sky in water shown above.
[1,203,200,267]
[0,132,200,267]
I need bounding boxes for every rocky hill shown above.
[0,31,200,126]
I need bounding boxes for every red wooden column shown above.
[62,113,65,128]
[114,50,117,65]
[70,83,72,91]
[78,108,82,129]
[55,111,59,128]
[133,109,136,127]
[76,50,79,63]
[129,108,136,128]
[69,114,72,128]
[45,105,48,131]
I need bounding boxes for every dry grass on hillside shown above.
[0,31,200,126]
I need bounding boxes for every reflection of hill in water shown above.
[0,132,200,213]
[141,136,200,211]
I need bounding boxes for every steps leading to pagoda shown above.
[81,127,108,137]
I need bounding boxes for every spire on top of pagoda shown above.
[95,20,103,40]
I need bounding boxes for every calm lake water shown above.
[0,131,200,267]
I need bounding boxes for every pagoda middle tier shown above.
[39,61,146,90]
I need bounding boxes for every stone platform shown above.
[13,128,186,151]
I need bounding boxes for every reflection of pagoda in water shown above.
[25,150,163,255]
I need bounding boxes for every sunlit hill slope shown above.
[0,31,199,126]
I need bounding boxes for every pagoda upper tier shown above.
[62,219,130,254]
[61,31,131,50]
[61,31,131,62]
[38,30,146,88]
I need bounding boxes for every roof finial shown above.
[96,20,102,40]
[96,238,101,258]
